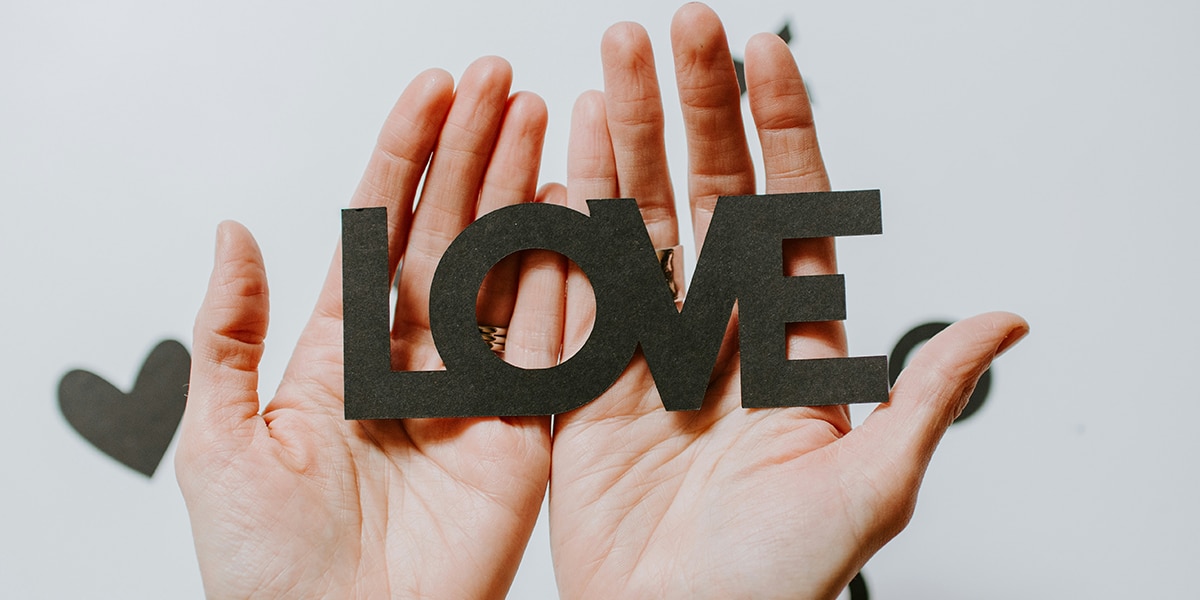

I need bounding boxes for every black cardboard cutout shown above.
[343,191,887,419]
[58,339,190,477]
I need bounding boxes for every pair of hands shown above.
[176,5,1028,599]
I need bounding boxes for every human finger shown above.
[746,33,830,197]
[670,2,755,250]
[563,91,614,359]
[601,22,679,249]
[302,69,454,330]
[473,91,549,340]
[392,56,514,371]
[837,312,1029,540]
[177,221,269,461]
[566,91,617,210]
[504,183,568,370]
[745,31,847,365]
[745,32,834,276]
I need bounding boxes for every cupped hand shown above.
[549,5,1029,599]
[176,57,566,599]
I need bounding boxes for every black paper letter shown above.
[343,191,888,419]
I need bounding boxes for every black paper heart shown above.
[58,340,191,477]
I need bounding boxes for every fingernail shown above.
[214,221,232,263]
[995,322,1030,358]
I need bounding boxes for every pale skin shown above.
[550,5,1027,599]
[176,58,567,598]
[177,4,1028,599]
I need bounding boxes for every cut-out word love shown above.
[341,191,888,419]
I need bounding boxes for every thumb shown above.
[836,312,1029,539]
[178,221,270,453]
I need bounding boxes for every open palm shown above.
[175,58,565,599]
[549,6,1028,599]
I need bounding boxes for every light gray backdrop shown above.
[3,0,1197,597]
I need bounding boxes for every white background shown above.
[2,0,1198,597]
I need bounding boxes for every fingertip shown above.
[991,312,1030,357]
[745,27,800,69]
[463,55,514,88]
[203,221,268,347]
[746,30,790,56]
[924,311,1028,368]
[507,91,549,131]
[671,2,723,45]
[214,219,258,255]
[215,219,241,243]
[536,182,567,206]
[675,2,719,20]
[601,21,652,67]
[603,21,648,47]
[744,31,803,99]
[415,67,455,96]
[450,56,514,130]
[211,221,265,295]
[393,68,455,118]
[570,91,608,139]
[571,90,606,125]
